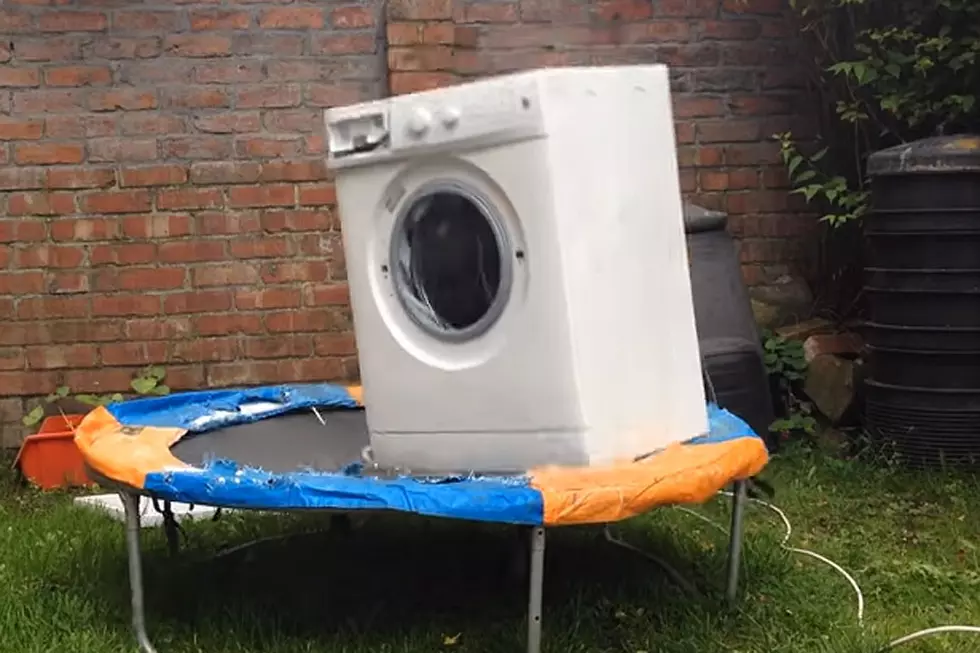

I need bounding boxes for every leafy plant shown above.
[778,0,980,229]
[21,365,171,428]
[762,330,818,438]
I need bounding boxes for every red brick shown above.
[229,184,295,208]
[7,192,75,216]
[93,267,186,292]
[460,3,518,22]
[266,308,338,333]
[157,188,224,210]
[90,243,157,266]
[173,338,239,363]
[190,161,262,185]
[729,95,793,116]
[261,261,329,284]
[158,240,226,263]
[13,89,85,113]
[123,317,193,342]
[47,167,115,189]
[89,89,157,111]
[262,108,320,134]
[594,0,654,21]
[26,345,98,370]
[243,334,314,359]
[261,208,334,232]
[190,10,251,30]
[697,120,761,143]
[236,136,304,159]
[314,333,357,356]
[265,59,321,82]
[90,36,162,60]
[9,36,82,62]
[331,6,375,28]
[113,10,180,31]
[0,168,46,191]
[0,370,59,396]
[163,290,232,314]
[388,45,454,72]
[194,61,264,84]
[298,183,336,206]
[388,0,453,20]
[312,33,377,55]
[164,34,233,57]
[119,165,188,187]
[622,21,691,42]
[193,112,262,134]
[91,294,161,317]
[79,190,151,214]
[164,87,231,110]
[0,219,47,244]
[387,23,422,45]
[726,191,790,214]
[121,214,192,239]
[389,71,457,95]
[234,288,302,311]
[306,83,365,108]
[45,65,111,87]
[0,348,26,372]
[38,11,108,32]
[236,84,302,109]
[100,342,169,367]
[160,136,233,160]
[260,160,329,183]
[195,210,262,236]
[306,283,350,306]
[13,142,84,165]
[674,96,726,118]
[231,32,305,57]
[193,314,264,337]
[17,296,89,320]
[0,10,33,33]
[47,270,88,295]
[43,320,122,344]
[45,114,118,139]
[0,271,45,294]
[258,7,325,29]
[228,236,290,259]
[63,368,140,393]
[701,20,761,40]
[0,118,43,140]
[191,263,259,287]
[50,217,119,241]
[89,136,159,163]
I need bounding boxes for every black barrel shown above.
[863,134,980,469]
[684,203,776,449]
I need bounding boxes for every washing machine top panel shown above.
[324,71,549,169]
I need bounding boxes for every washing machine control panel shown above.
[390,77,545,152]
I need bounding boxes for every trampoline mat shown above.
[171,409,370,475]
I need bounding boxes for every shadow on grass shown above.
[52,508,782,652]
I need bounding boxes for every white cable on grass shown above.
[879,625,980,651]
[717,489,865,626]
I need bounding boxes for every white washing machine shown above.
[324,65,708,474]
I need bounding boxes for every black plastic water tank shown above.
[863,134,980,469]
[684,203,776,448]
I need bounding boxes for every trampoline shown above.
[75,382,769,653]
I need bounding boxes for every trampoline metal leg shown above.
[725,480,747,606]
[122,492,159,653]
[526,527,546,653]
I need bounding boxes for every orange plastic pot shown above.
[13,414,94,490]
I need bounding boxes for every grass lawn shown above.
[1,443,977,653]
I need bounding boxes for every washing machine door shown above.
[388,179,515,343]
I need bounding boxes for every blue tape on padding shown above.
[143,461,544,526]
[686,403,762,445]
[108,383,359,432]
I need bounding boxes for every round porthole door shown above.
[389,179,514,343]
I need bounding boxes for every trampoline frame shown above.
[99,470,748,653]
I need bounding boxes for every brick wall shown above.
[0,0,814,445]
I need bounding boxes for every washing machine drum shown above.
[391,187,512,340]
